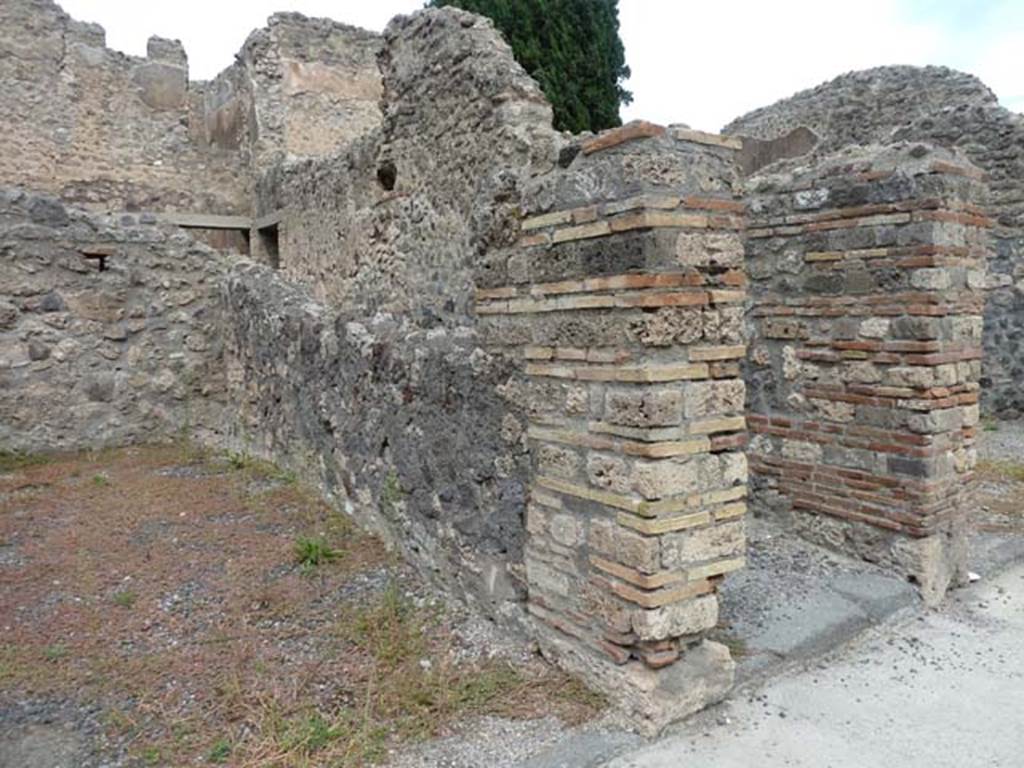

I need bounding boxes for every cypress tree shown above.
[427,0,632,133]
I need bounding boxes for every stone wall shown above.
[0,0,385,220]
[220,14,753,728]
[221,9,559,625]
[222,262,531,621]
[253,8,557,310]
[475,123,749,731]
[239,13,383,171]
[744,143,989,603]
[725,66,1024,417]
[0,188,227,451]
[0,0,248,214]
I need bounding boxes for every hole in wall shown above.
[377,160,397,191]
[80,247,113,271]
[257,224,280,269]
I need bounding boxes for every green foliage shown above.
[113,590,137,609]
[207,739,231,764]
[380,469,405,514]
[0,449,52,473]
[43,643,68,662]
[428,0,632,133]
[294,536,340,571]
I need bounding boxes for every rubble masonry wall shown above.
[744,143,989,603]
[725,66,1024,417]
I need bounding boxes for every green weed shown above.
[294,536,339,571]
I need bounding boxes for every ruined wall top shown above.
[238,11,383,169]
[263,7,561,311]
[724,66,1000,149]
[0,0,383,216]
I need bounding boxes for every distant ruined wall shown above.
[0,189,227,451]
[240,13,383,171]
[744,143,988,603]
[0,0,248,214]
[0,0,385,219]
[726,66,1024,417]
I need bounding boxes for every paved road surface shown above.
[603,562,1024,768]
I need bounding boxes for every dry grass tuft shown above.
[976,458,1024,485]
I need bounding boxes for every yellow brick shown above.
[573,363,709,383]
[606,577,714,608]
[689,416,746,435]
[551,221,611,243]
[524,346,554,360]
[524,363,575,378]
[687,557,745,581]
[714,502,747,520]
[475,301,509,315]
[637,494,702,516]
[537,476,644,514]
[475,286,518,300]
[522,210,572,231]
[610,210,710,233]
[616,510,711,535]
[588,421,687,442]
[586,348,632,364]
[590,556,686,589]
[554,347,587,361]
[690,344,747,362]
[530,488,563,509]
[505,297,544,313]
[704,486,747,505]
[708,289,745,304]
[621,438,711,458]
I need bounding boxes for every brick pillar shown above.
[476,123,747,732]
[745,145,990,603]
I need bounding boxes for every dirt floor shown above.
[0,445,602,768]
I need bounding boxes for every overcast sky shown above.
[59,0,1024,132]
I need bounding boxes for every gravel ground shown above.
[977,418,1024,459]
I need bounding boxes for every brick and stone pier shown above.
[745,144,990,603]
[477,124,750,730]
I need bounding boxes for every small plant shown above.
[380,469,405,514]
[294,536,339,572]
[92,473,110,487]
[0,449,51,473]
[982,417,999,432]
[141,746,162,765]
[43,643,67,662]
[227,452,250,471]
[351,582,424,668]
[113,590,137,608]
[207,738,231,764]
